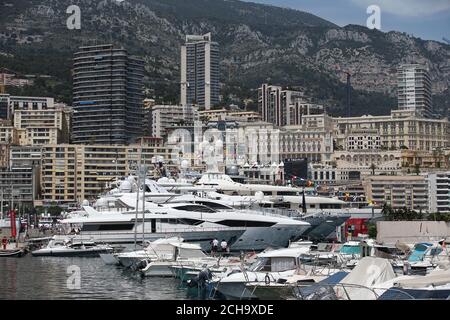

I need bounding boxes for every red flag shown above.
[10,210,16,238]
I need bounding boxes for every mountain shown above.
[0,0,449,116]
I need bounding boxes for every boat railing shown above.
[239,208,302,219]
[54,225,245,237]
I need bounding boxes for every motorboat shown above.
[210,246,313,299]
[391,242,450,275]
[0,248,26,257]
[31,239,113,257]
[115,237,184,268]
[172,252,258,282]
[137,242,216,277]
[377,267,450,300]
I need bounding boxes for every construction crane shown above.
[336,65,352,117]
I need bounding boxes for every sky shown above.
[248,0,450,43]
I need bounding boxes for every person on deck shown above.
[220,239,228,254]
[211,238,219,256]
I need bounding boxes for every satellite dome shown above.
[255,191,264,201]
[227,165,239,175]
[95,198,108,208]
[181,159,189,169]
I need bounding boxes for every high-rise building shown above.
[0,94,10,120]
[72,44,144,145]
[427,171,450,213]
[180,33,220,110]
[397,64,433,118]
[258,84,322,126]
[150,105,186,138]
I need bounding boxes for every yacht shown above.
[187,172,382,219]
[31,239,113,257]
[56,187,311,251]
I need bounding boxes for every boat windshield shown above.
[248,257,269,271]
[339,245,360,255]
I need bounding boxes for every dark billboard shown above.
[284,158,308,181]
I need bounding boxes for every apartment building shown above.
[181,33,220,110]
[397,64,433,118]
[363,175,428,211]
[150,105,186,138]
[0,166,38,209]
[41,139,172,203]
[10,146,43,167]
[0,120,18,144]
[198,108,261,123]
[427,171,450,213]
[0,143,9,167]
[258,84,323,127]
[72,44,144,144]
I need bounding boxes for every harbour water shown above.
[0,256,187,300]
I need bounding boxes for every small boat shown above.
[31,239,113,257]
[137,242,224,277]
[377,268,450,300]
[115,237,184,268]
[0,248,26,257]
[210,246,312,300]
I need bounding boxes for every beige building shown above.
[13,99,70,146]
[334,150,402,175]
[0,120,18,144]
[280,114,334,164]
[334,110,449,152]
[363,175,428,211]
[41,138,173,203]
[150,105,186,138]
[0,143,9,167]
[198,108,261,123]
[401,149,450,170]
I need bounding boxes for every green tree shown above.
[414,163,421,175]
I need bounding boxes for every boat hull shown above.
[54,229,245,251]
[31,248,112,257]
[0,249,26,257]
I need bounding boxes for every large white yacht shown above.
[55,177,311,251]
[167,171,381,218]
